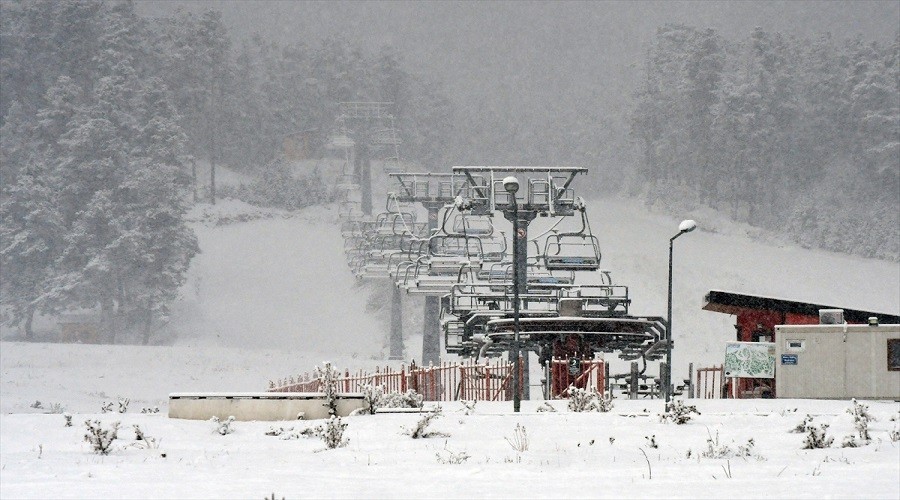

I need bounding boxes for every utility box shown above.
[775,323,900,399]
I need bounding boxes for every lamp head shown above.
[678,219,697,233]
[503,176,520,194]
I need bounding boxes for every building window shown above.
[889,339,900,371]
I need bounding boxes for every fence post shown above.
[543,360,550,400]
[401,364,407,393]
[484,364,491,401]
[688,362,694,399]
[597,360,605,396]
[518,355,524,403]
[410,360,418,393]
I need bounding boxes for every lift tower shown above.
[389,172,471,366]
[338,102,399,216]
[452,166,588,404]
[334,102,407,359]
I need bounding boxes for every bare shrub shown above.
[660,400,700,424]
[505,423,529,452]
[84,420,120,455]
[436,442,470,464]
[211,416,236,435]
[383,389,424,409]
[536,401,557,412]
[404,406,447,439]
[567,386,614,412]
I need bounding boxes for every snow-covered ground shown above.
[2,194,898,498]
[1,394,898,499]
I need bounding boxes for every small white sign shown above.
[785,339,806,352]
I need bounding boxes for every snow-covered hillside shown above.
[169,194,900,383]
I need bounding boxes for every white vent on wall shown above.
[819,309,845,324]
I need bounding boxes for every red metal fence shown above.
[548,358,606,398]
[268,358,524,402]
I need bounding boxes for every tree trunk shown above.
[141,306,153,346]
[23,304,35,342]
[192,158,198,202]
[101,298,116,344]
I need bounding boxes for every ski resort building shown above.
[702,290,900,399]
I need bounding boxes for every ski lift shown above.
[542,204,601,271]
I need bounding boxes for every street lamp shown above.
[503,176,522,413]
[665,219,697,404]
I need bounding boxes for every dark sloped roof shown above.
[703,290,900,324]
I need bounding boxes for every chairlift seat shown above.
[544,256,600,271]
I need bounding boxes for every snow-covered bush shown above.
[802,422,834,449]
[846,399,874,443]
[129,425,159,450]
[358,383,385,414]
[117,398,130,414]
[701,430,759,459]
[63,413,72,427]
[141,406,160,414]
[790,415,813,433]
[536,401,557,412]
[645,435,658,449]
[790,415,833,449]
[100,401,114,413]
[211,416,236,435]
[84,420,119,455]
[660,400,700,425]
[404,406,447,439]
[436,443,470,464]
[505,423,528,452]
[47,402,66,414]
[566,386,613,412]
[319,416,348,449]
[315,362,340,417]
[265,425,316,440]
[382,389,424,409]
[460,400,477,415]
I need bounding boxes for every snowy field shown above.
[1,385,898,499]
[2,196,898,498]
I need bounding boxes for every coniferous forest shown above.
[0,1,452,341]
[0,1,897,342]
[632,25,899,260]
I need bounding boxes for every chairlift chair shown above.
[541,207,602,271]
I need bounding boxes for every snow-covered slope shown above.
[169,200,383,357]
[2,194,898,413]
[133,195,900,381]
[583,197,900,377]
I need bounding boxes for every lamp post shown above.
[503,176,522,413]
[666,219,697,404]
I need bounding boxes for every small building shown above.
[58,313,103,344]
[775,322,899,399]
[282,128,320,161]
[702,290,900,398]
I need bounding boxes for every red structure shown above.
[702,290,900,398]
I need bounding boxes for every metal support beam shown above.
[422,205,442,366]
[359,143,372,216]
[389,284,403,360]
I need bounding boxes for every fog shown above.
[137,1,900,106]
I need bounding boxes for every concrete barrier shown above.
[168,392,367,421]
